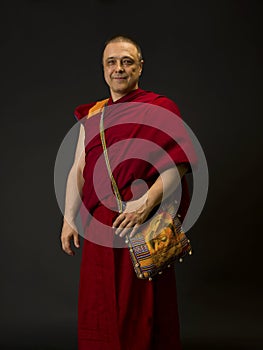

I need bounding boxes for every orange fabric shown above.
[86,98,109,119]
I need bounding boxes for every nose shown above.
[115,60,124,72]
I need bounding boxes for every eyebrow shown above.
[105,55,134,60]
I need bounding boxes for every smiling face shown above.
[102,41,143,101]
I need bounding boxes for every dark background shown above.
[1,0,262,349]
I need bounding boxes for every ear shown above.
[139,59,144,76]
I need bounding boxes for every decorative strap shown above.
[99,103,124,213]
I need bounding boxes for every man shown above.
[60,35,194,350]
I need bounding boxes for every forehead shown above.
[103,41,139,60]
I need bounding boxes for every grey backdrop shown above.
[1,0,262,349]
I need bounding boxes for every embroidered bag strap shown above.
[99,102,124,213]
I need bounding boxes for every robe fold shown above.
[74,88,196,350]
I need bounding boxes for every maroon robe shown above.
[74,88,196,350]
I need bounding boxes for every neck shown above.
[110,86,139,102]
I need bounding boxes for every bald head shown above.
[103,35,143,62]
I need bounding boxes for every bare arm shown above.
[60,124,85,255]
[113,164,188,237]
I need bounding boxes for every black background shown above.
[1,1,262,349]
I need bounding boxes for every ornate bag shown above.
[99,103,192,281]
[125,202,192,280]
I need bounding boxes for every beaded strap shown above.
[99,103,124,213]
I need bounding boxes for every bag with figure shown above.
[125,201,192,280]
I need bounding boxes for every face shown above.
[148,227,174,253]
[102,41,143,101]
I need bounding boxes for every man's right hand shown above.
[61,220,80,256]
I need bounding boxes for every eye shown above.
[107,59,116,66]
[122,58,134,66]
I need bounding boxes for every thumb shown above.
[73,232,80,248]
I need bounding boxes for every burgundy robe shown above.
[74,88,195,350]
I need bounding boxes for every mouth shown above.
[112,76,127,80]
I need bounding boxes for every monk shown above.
[60,35,195,350]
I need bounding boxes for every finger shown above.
[62,237,74,256]
[73,233,80,248]
[112,213,125,228]
[119,226,133,238]
[118,218,138,237]
[115,217,133,235]
[129,224,140,238]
